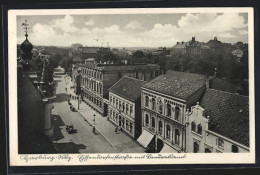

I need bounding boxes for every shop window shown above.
[194,142,199,153]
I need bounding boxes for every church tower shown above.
[20,20,33,60]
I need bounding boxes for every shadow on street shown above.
[54,93,69,103]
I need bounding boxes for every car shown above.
[65,123,74,134]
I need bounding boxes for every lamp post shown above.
[93,114,96,125]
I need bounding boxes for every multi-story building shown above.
[75,60,160,116]
[186,89,249,153]
[139,71,208,153]
[108,76,147,139]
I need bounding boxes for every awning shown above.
[160,143,179,153]
[137,130,154,148]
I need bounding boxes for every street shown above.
[52,67,117,153]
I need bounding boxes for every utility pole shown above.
[78,94,80,110]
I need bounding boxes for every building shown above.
[170,41,187,55]
[79,46,110,60]
[108,76,147,139]
[186,89,249,153]
[139,71,208,153]
[73,60,160,116]
[18,21,55,153]
[185,37,203,55]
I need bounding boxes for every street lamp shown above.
[93,114,96,125]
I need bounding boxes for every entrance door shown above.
[193,142,199,153]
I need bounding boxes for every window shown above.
[145,114,149,127]
[126,104,129,113]
[194,142,199,153]
[113,97,115,106]
[197,124,202,135]
[145,96,149,107]
[191,121,196,132]
[158,121,163,135]
[119,101,121,109]
[232,145,239,153]
[122,118,125,128]
[110,96,112,103]
[217,138,224,147]
[126,120,129,130]
[122,102,125,112]
[152,117,155,131]
[159,100,163,114]
[166,125,171,140]
[116,99,118,108]
[167,103,171,117]
[175,129,180,144]
[152,98,156,111]
[130,122,133,133]
[99,84,102,94]
[175,107,180,120]
[130,106,133,116]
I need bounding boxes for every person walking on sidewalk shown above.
[92,126,96,133]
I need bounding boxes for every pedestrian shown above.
[115,127,117,133]
[68,99,70,105]
[92,126,95,133]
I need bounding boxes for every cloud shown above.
[178,13,247,33]
[52,15,79,33]
[238,29,248,35]
[84,20,95,26]
[125,20,144,30]
[218,33,235,38]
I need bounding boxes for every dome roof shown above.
[21,38,33,53]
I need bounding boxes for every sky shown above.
[17,13,248,47]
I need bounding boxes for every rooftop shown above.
[143,70,206,100]
[200,89,249,147]
[78,63,160,72]
[109,76,147,102]
[210,77,238,93]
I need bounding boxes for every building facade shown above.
[108,76,146,139]
[139,71,207,153]
[186,89,249,153]
[74,60,160,115]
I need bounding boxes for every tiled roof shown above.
[109,76,147,102]
[172,42,187,49]
[142,71,206,100]
[200,89,249,147]
[210,77,238,93]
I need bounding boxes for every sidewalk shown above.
[69,99,145,153]
[65,76,145,153]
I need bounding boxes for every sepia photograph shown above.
[8,7,255,166]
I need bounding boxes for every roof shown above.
[143,71,206,100]
[109,76,147,102]
[200,89,249,147]
[79,63,160,72]
[210,77,237,93]
[172,42,187,49]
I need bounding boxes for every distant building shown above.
[108,76,147,139]
[186,89,249,153]
[152,47,171,56]
[79,46,110,60]
[170,37,203,56]
[73,60,160,116]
